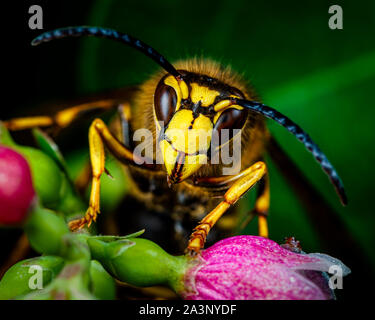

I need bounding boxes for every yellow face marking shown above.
[180,153,207,178]
[163,75,189,112]
[160,138,207,182]
[190,83,220,107]
[214,100,231,112]
[167,109,193,131]
[179,80,189,99]
[164,76,182,107]
[159,139,178,168]
[164,109,213,154]
[213,97,244,112]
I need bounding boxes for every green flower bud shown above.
[20,260,95,300]
[0,123,62,206]
[11,146,64,208]
[89,260,116,300]
[0,123,85,215]
[19,236,94,300]
[25,206,69,255]
[87,237,187,292]
[0,256,64,299]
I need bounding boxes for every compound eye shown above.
[213,108,248,144]
[154,79,178,125]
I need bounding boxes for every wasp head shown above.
[154,71,249,184]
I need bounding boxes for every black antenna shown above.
[31,26,181,78]
[230,97,347,205]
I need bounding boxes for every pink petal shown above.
[183,236,349,300]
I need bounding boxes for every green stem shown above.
[87,237,188,292]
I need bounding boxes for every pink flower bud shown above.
[0,146,36,225]
[182,236,350,300]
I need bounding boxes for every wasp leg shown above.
[193,164,270,238]
[254,174,270,238]
[4,99,119,131]
[118,103,133,149]
[68,119,105,230]
[68,118,155,231]
[73,102,133,193]
[187,161,267,253]
[71,102,133,195]
[237,175,270,237]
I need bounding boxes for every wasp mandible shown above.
[4,26,347,254]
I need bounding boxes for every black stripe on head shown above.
[31,26,181,78]
[230,97,347,205]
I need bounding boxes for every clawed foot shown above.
[184,247,201,258]
[185,223,211,256]
[68,206,98,231]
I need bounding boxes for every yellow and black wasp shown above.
[4,26,347,254]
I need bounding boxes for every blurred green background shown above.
[2,0,375,298]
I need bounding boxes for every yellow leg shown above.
[73,103,133,193]
[68,118,154,231]
[255,174,270,238]
[237,175,270,237]
[187,161,267,253]
[116,103,133,149]
[258,215,269,238]
[4,100,119,131]
[69,119,105,230]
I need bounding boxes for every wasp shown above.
[4,26,347,254]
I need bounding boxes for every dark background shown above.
[1,0,375,300]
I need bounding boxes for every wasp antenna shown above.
[231,98,348,206]
[31,26,181,78]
